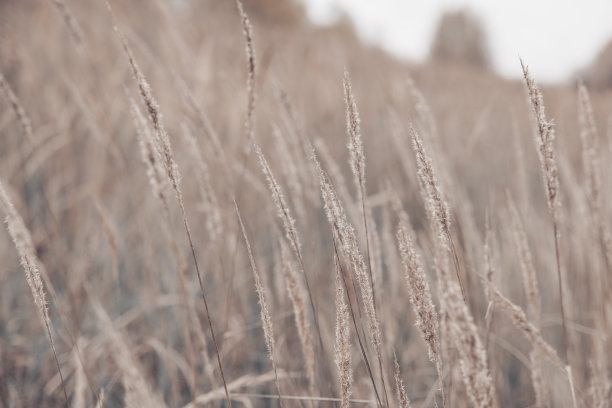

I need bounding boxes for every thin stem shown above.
[179,204,232,408]
[553,222,569,365]
[334,241,384,408]
[449,237,467,302]
[45,324,68,405]
[232,393,374,404]
[358,182,389,408]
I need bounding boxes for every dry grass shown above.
[0,1,611,407]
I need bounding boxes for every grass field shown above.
[0,1,610,407]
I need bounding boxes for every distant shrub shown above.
[584,39,612,89]
[430,10,490,68]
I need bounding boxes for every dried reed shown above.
[334,255,353,408]
[410,124,465,300]
[280,242,315,392]
[396,210,444,404]
[108,4,232,404]
[0,180,68,404]
[235,201,284,406]
[392,351,412,408]
[520,59,569,366]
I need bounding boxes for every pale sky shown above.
[298,0,612,83]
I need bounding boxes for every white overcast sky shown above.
[298,0,612,83]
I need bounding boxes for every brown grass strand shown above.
[255,143,331,391]
[392,351,412,408]
[231,0,258,205]
[334,255,353,408]
[312,152,381,359]
[235,201,284,407]
[255,144,301,262]
[280,242,315,393]
[0,180,68,405]
[108,4,232,405]
[236,0,256,146]
[520,59,568,365]
[410,124,465,301]
[395,211,445,405]
[313,150,386,407]
[439,252,495,408]
[343,70,378,313]
[333,240,383,408]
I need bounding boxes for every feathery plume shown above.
[410,124,451,248]
[344,70,365,193]
[235,202,283,405]
[410,124,465,302]
[520,60,561,222]
[396,216,442,377]
[334,255,352,408]
[312,153,381,356]
[130,101,171,215]
[393,352,412,408]
[256,144,332,394]
[344,70,381,319]
[444,269,496,408]
[313,151,386,406]
[280,242,315,392]
[395,201,446,405]
[236,0,256,145]
[520,59,569,365]
[255,144,301,257]
[434,246,494,408]
[0,180,68,404]
[115,29,180,202]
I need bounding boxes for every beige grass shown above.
[1,2,611,407]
